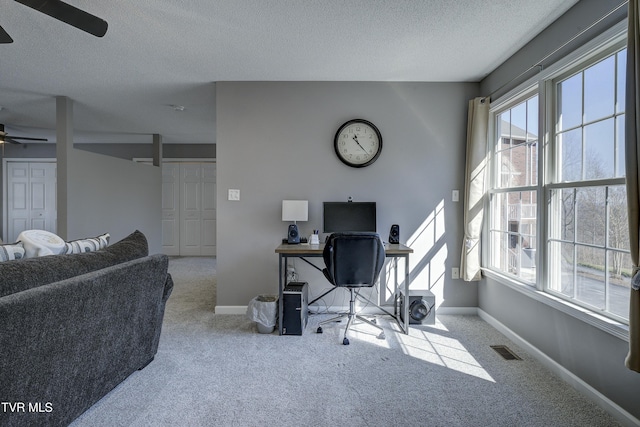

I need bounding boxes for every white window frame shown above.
[483,22,630,341]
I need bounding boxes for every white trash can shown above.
[246,295,278,334]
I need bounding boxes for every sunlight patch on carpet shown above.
[397,327,495,382]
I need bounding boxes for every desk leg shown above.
[403,254,410,334]
[278,254,285,335]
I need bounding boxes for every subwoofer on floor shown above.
[399,290,435,325]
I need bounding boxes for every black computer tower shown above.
[282,282,308,335]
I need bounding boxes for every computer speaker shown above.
[389,224,400,244]
[287,224,300,244]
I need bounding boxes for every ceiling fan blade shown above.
[0,24,14,44]
[15,0,108,38]
[8,136,48,142]
[1,137,22,144]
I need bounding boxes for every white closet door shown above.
[201,163,216,256]
[180,163,203,256]
[6,162,56,243]
[161,163,180,255]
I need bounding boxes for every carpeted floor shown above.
[71,257,621,427]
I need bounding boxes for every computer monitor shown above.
[323,202,376,233]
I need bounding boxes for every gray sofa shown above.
[0,230,174,427]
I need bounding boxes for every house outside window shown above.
[487,38,631,323]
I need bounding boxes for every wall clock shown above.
[333,119,382,168]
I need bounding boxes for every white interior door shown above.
[180,163,202,256]
[201,163,216,256]
[6,161,57,243]
[161,163,180,255]
[174,162,216,256]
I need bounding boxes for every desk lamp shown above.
[282,200,308,244]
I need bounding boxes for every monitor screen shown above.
[323,202,376,233]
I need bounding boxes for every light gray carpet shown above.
[71,257,621,427]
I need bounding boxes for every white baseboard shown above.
[436,307,478,315]
[215,305,476,317]
[478,309,640,427]
[214,306,247,315]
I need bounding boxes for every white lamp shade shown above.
[282,200,308,222]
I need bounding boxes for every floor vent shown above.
[491,345,522,360]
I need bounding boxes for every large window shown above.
[487,41,631,323]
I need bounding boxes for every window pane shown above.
[576,246,605,310]
[616,114,625,177]
[559,188,575,242]
[489,230,509,272]
[584,56,615,123]
[496,100,538,189]
[496,111,508,149]
[576,187,605,246]
[527,97,539,142]
[584,119,615,179]
[608,251,631,318]
[511,102,527,141]
[608,185,629,250]
[557,73,582,131]
[549,241,575,297]
[617,49,627,114]
[503,143,538,187]
[558,128,582,182]
[491,191,536,283]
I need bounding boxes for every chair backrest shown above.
[322,232,385,288]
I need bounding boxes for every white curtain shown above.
[625,0,640,373]
[461,97,490,282]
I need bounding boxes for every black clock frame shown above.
[333,119,383,168]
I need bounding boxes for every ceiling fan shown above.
[0,124,48,145]
[0,0,108,44]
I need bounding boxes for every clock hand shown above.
[352,135,369,153]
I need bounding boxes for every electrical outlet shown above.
[228,189,240,201]
[452,267,460,279]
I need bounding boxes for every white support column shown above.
[152,133,163,167]
[56,96,73,240]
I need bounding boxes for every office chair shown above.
[316,232,386,345]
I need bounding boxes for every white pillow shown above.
[0,241,25,262]
[63,233,110,255]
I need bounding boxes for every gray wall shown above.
[64,147,162,253]
[479,0,640,420]
[1,143,214,245]
[216,81,479,308]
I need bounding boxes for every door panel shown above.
[180,164,202,256]
[161,163,180,256]
[201,163,216,255]
[160,161,216,256]
[6,162,56,243]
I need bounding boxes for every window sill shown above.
[481,269,629,342]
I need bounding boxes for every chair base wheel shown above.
[317,326,323,334]
[343,337,350,345]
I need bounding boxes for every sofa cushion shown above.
[0,230,148,298]
[0,241,25,262]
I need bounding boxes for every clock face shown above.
[334,119,382,168]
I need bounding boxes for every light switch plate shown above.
[228,189,240,201]
[452,267,460,279]
[452,190,459,202]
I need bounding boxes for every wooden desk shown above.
[275,242,413,335]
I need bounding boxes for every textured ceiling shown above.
[0,0,578,144]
